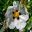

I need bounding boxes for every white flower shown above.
[9,14,29,31]
[5,1,29,31]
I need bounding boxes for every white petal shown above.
[19,14,29,22]
[16,21,26,30]
[9,22,15,29]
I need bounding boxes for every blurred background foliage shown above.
[0,0,32,32]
